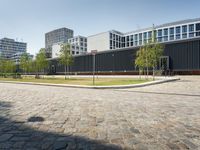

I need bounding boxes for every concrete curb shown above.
[0,77,180,89]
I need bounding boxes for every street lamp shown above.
[91,50,98,85]
[112,54,115,72]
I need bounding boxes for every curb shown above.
[0,77,180,89]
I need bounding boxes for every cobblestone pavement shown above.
[0,76,200,150]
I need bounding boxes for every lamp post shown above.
[112,54,115,72]
[91,50,98,85]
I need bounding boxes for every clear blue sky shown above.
[0,0,199,56]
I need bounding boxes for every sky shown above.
[0,0,200,56]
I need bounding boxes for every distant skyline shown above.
[0,0,200,56]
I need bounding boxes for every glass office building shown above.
[45,28,74,58]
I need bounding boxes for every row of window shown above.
[71,45,87,51]
[109,23,200,49]
[68,38,87,43]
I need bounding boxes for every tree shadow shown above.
[0,101,123,150]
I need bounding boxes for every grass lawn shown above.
[0,76,151,86]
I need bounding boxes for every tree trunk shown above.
[64,66,67,80]
[153,66,155,80]
[67,65,70,79]
[43,69,45,79]
[138,68,141,80]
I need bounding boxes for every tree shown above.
[148,43,164,80]
[58,43,74,80]
[135,47,146,79]
[20,53,32,76]
[0,55,4,74]
[135,25,164,80]
[4,60,16,76]
[35,48,48,78]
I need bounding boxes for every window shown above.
[176,26,181,34]
[134,34,138,46]
[158,30,162,37]
[170,28,174,35]
[196,23,200,36]
[113,34,115,40]
[143,32,147,39]
[148,31,152,39]
[182,25,187,39]
[116,35,118,41]
[130,42,133,46]
[139,33,142,40]
[126,36,129,42]
[127,42,129,47]
[189,33,194,38]
[130,35,133,41]
[110,33,112,39]
[170,35,174,40]
[122,37,125,42]
[134,34,138,40]
[176,35,180,39]
[189,24,195,37]
[196,23,200,31]
[139,33,142,45]
[116,42,118,48]
[164,28,168,36]
[176,26,181,39]
[182,25,187,33]
[189,24,194,32]
[143,32,147,43]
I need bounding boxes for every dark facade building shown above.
[47,19,200,75]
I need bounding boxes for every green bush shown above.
[0,73,21,79]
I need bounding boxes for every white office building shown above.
[52,36,87,58]
[87,18,200,52]
[68,35,87,55]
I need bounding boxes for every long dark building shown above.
[48,18,200,75]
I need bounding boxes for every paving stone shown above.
[53,141,68,149]
[182,139,198,149]
[0,76,200,149]
[12,141,26,148]
[0,134,13,142]
[130,127,140,134]
[135,144,148,150]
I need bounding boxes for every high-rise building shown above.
[45,28,74,58]
[0,38,27,59]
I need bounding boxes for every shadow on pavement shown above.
[0,101,123,150]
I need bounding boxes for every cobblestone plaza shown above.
[0,76,200,149]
